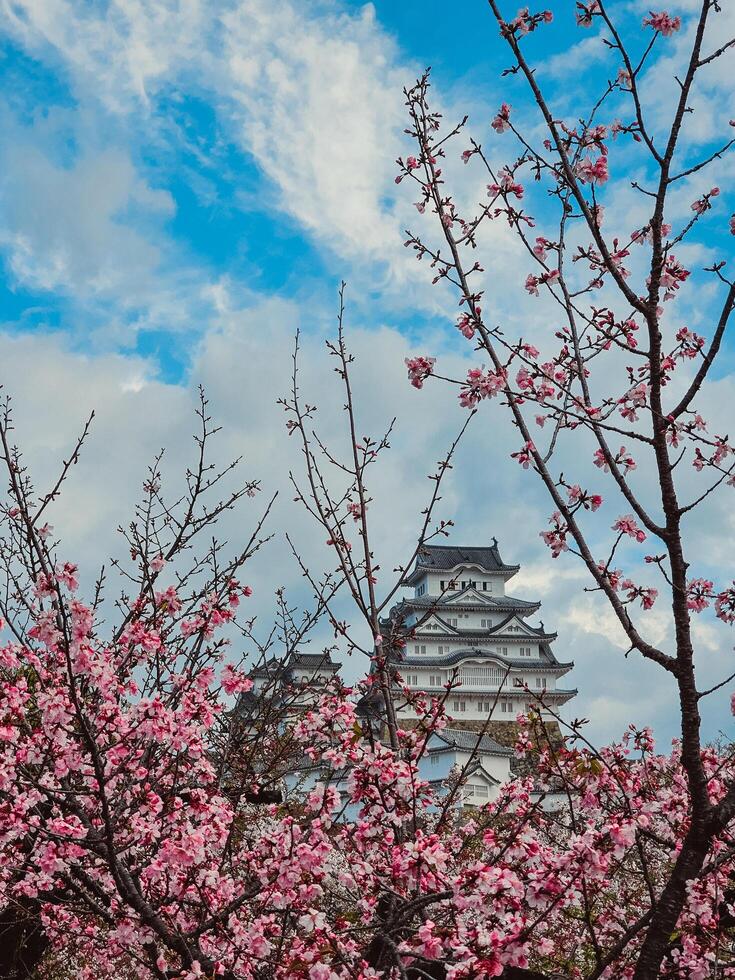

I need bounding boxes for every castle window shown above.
[461,581,466,589]
[501,700,513,713]
[473,784,489,798]
[536,677,543,688]
[458,665,503,686]
[438,646,444,655]
[440,580,445,590]
[431,754,440,765]
[482,582,487,591]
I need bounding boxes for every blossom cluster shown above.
[4,560,735,978]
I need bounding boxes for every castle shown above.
[377,542,576,738]
[239,541,576,807]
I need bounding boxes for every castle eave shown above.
[395,596,541,612]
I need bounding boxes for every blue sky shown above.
[0,0,614,377]
[0,0,734,746]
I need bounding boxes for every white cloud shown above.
[1,0,411,264]
[541,32,613,81]
[0,0,516,321]
[221,1,406,260]
[513,562,587,598]
[0,0,210,110]
[0,144,172,295]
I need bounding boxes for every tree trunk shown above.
[632,830,709,979]
[0,898,49,979]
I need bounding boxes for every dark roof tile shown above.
[403,543,518,584]
[433,728,512,756]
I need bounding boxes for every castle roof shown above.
[431,728,512,756]
[402,543,519,585]
[249,650,341,680]
[249,657,282,680]
[391,591,540,615]
[232,688,260,717]
[404,617,557,644]
[288,651,342,672]
[390,646,573,672]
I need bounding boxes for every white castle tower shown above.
[379,542,576,739]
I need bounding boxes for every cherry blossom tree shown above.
[396,0,735,976]
[3,2,735,974]
[2,299,735,978]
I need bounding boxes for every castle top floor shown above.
[402,542,520,600]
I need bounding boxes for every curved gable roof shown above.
[489,612,557,641]
[414,613,460,636]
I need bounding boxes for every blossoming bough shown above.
[3,293,735,978]
[398,0,735,977]
[2,1,735,974]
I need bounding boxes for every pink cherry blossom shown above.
[613,515,646,542]
[575,155,609,186]
[220,664,254,696]
[456,313,476,339]
[715,584,735,624]
[491,103,512,133]
[540,511,569,557]
[55,562,79,592]
[405,356,436,389]
[347,501,365,521]
[687,578,713,613]
[458,367,506,408]
[643,10,682,35]
[511,441,535,469]
[576,1,600,27]
[488,167,524,200]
